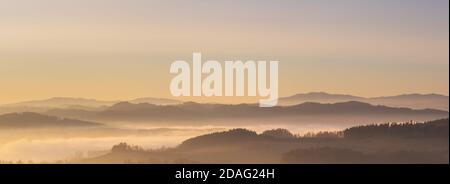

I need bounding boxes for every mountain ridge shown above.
[279,92,449,110]
[44,101,448,125]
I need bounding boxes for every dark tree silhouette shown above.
[343,118,448,139]
[111,142,144,153]
[261,128,295,139]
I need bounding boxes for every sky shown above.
[0,0,448,104]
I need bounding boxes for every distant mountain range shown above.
[279,92,449,110]
[1,92,447,114]
[0,112,102,129]
[0,92,448,126]
[128,97,180,105]
[2,97,181,108]
[42,101,448,126]
[2,97,116,108]
[0,97,182,114]
[105,101,447,117]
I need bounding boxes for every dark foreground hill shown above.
[81,118,449,164]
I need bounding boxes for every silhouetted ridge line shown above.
[0,112,102,128]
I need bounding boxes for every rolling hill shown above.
[0,112,102,129]
[42,101,449,127]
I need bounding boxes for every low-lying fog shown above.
[0,136,185,162]
[0,128,217,162]
[0,122,351,162]
[2,115,434,163]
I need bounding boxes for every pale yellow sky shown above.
[0,0,448,104]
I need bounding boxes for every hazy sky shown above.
[0,0,448,104]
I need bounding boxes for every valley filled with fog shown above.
[0,93,448,163]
